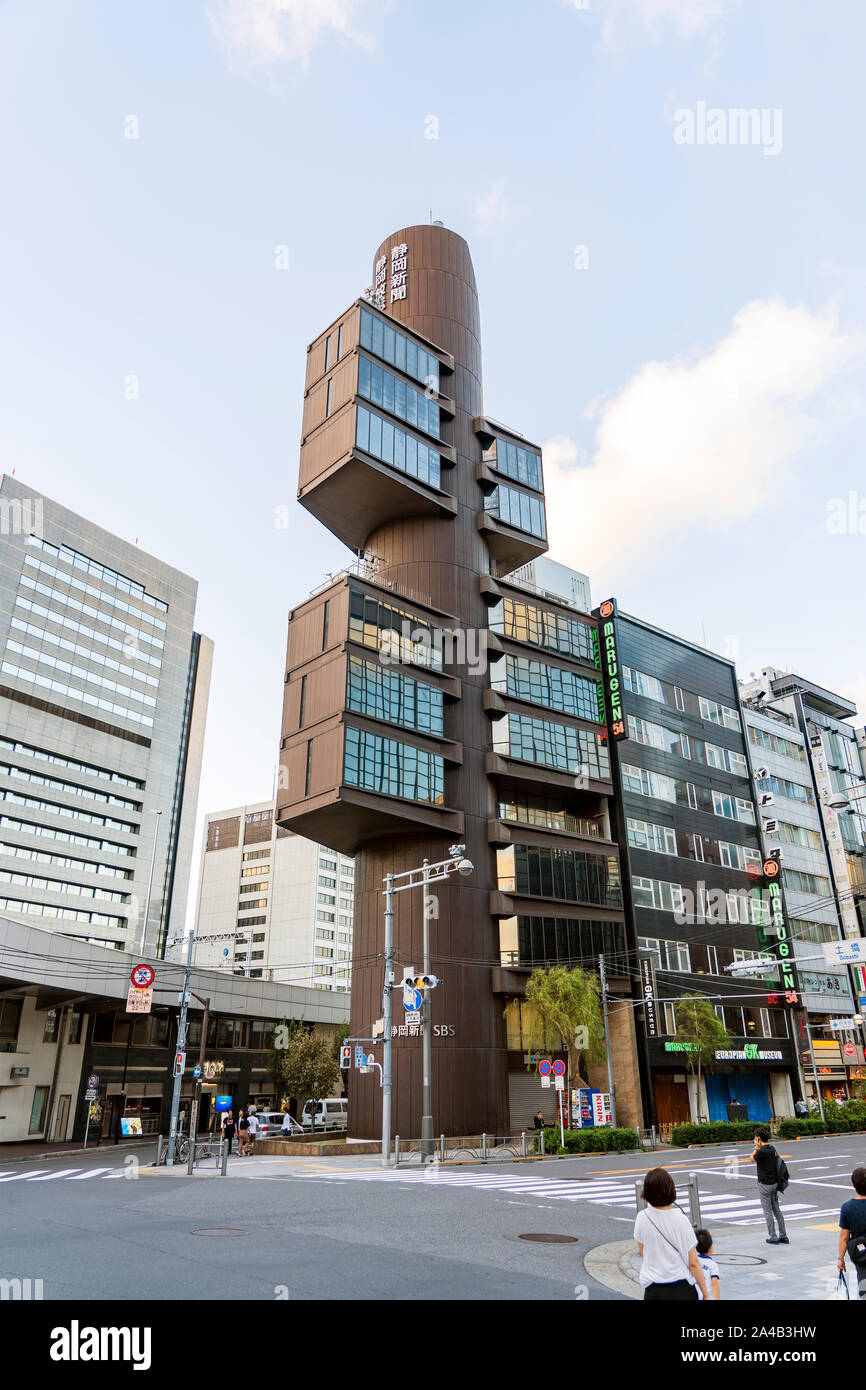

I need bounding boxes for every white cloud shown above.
[206,0,380,70]
[543,296,864,580]
[471,179,509,236]
[596,0,739,49]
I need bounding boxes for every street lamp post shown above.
[379,844,473,1166]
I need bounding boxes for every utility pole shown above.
[420,860,434,1160]
[189,996,210,1139]
[599,954,617,1127]
[167,931,195,1164]
[802,1011,826,1123]
[382,874,394,1167]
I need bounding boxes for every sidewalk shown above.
[0,1137,156,1163]
[585,1217,857,1302]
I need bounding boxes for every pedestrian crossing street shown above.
[0,1167,128,1182]
[294,1166,842,1228]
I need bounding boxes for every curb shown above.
[0,1140,157,1166]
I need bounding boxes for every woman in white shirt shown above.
[634,1167,709,1301]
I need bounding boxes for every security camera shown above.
[456,858,474,877]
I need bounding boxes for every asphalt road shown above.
[1,1134,862,1301]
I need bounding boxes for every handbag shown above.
[833,1269,850,1301]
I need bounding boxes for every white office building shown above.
[0,476,212,956]
[193,800,354,990]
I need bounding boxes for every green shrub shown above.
[670,1121,758,1146]
[532,1125,639,1155]
[778,1118,828,1138]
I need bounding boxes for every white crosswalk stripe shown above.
[25,1168,82,1181]
[291,1166,825,1227]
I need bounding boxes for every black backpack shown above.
[775,1153,790,1193]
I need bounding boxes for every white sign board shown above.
[404,1011,421,1027]
[540,1076,550,1088]
[555,1075,565,1091]
[126,985,153,1014]
[823,939,866,965]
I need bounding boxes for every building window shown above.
[43,1009,59,1043]
[325,378,333,417]
[299,675,307,730]
[622,666,665,702]
[322,601,330,651]
[349,588,444,671]
[489,596,594,664]
[325,334,333,372]
[305,740,313,797]
[493,712,610,781]
[490,653,602,723]
[699,696,740,732]
[484,484,546,540]
[346,654,444,737]
[29,1086,50,1134]
[359,305,440,391]
[627,818,676,855]
[343,725,444,805]
[0,998,22,1048]
[337,324,343,360]
[481,436,542,490]
[355,405,441,489]
[358,354,441,439]
[496,843,622,908]
[67,1010,82,1045]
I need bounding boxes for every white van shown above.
[301,1098,348,1132]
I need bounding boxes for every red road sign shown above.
[538,1060,552,1077]
[130,964,155,989]
[552,1060,566,1076]
[845,1043,855,1056]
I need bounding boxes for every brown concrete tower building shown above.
[277,224,632,1138]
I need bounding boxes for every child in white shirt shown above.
[695,1228,720,1300]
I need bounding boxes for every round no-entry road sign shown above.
[87,1074,98,1089]
[844,1043,855,1056]
[552,1060,566,1077]
[538,1060,552,1077]
[131,964,155,989]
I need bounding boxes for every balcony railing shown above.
[499,806,603,838]
[309,555,433,610]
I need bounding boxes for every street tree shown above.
[523,966,606,1101]
[277,1028,340,1134]
[673,995,730,1121]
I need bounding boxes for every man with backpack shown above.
[751,1127,789,1245]
[837,1166,866,1298]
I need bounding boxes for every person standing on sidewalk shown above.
[246,1108,259,1155]
[634,1167,709,1301]
[751,1128,789,1246]
[221,1108,236,1156]
[237,1107,250,1156]
[837,1165,866,1299]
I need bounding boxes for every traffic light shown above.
[406,975,440,990]
[339,1044,352,1070]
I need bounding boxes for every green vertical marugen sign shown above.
[593,598,626,740]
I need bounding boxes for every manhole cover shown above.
[190,1228,248,1237]
[713,1254,766,1267]
[518,1233,579,1244]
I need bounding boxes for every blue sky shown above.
[1,0,864,916]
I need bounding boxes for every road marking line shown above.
[67,1168,115,1179]
[24,1168,81,1180]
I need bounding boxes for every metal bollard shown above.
[482,1132,488,1160]
[187,1140,195,1176]
[221,1138,228,1176]
[635,1180,646,1212]
[156,1135,165,1167]
[440,1134,446,1162]
[687,1173,702,1226]
[521,1131,527,1158]
[540,1130,545,1157]
[394,1135,400,1165]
